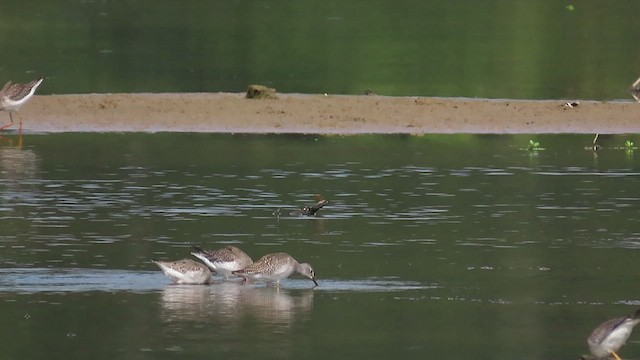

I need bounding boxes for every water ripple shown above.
[0,269,434,294]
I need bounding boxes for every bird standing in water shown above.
[232,252,318,287]
[0,78,44,135]
[191,245,253,279]
[152,258,212,285]
[580,308,640,360]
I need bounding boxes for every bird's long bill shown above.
[311,277,319,287]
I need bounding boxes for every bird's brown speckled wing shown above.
[589,316,627,345]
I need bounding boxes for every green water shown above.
[2,1,640,357]
[1,0,639,99]
[1,133,640,359]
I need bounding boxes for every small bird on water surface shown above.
[0,78,44,134]
[190,245,253,280]
[579,308,640,360]
[152,258,212,285]
[289,199,329,216]
[232,252,318,287]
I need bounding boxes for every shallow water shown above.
[1,133,640,360]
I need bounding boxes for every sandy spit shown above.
[8,92,640,134]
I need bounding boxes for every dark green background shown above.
[1,0,638,99]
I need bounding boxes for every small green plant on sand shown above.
[625,140,635,150]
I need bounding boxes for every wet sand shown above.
[9,92,640,134]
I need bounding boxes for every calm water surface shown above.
[1,0,639,99]
[1,133,640,360]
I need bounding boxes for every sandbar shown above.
[8,93,640,134]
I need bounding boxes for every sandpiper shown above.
[0,78,44,133]
[232,252,318,287]
[580,308,640,360]
[290,199,328,216]
[152,258,212,285]
[191,245,253,279]
[630,77,640,102]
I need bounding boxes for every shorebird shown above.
[580,308,640,360]
[290,199,329,216]
[232,252,318,287]
[630,77,640,102]
[152,258,212,285]
[191,245,253,279]
[0,78,44,134]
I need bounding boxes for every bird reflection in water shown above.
[0,144,39,175]
[158,282,314,325]
[0,145,41,245]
